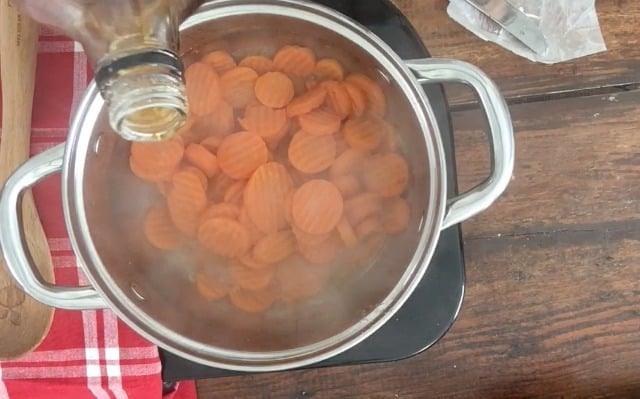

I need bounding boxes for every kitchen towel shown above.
[0,28,198,399]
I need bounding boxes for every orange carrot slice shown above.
[342,115,388,152]
[239,55,273,75]
[345,73,386,117]
[230,264,274,291]
[343,82,366,117]
[314,58,345,81]
[383,197,411,234]
[298,108,341,136]
[362,153,410,197]
[198,217,251,258]
[220,66,259,108]
[185,62,222,116]
[254,72,295,109]
[239,105,289,144]
[217,132,269,179]
[200,136,223,152]
[292,225,332,247]
[239,206,266,245]
[167,191,204,237]
[189,101,235,140]
[143,205,181,251]
[130,137,184,177]
[185,143,219,178]
[283,190,294,225]
[331,175,361,199]
[344,193,382,226]
[336,217,358,248]
[223,180,246,206]
[202,50,237,74]
[202,203,241,221]
[329,149,364,180]
[288,131,336,174]
[292,180,344,235]
[195,264,233,300]
[298,234,339,265]
[239,253,271,270]
[286,85,327,118]
[323,81,352,120]
[207,172,236,203]
[355,216,384,239]
[129,156,175,183]
[177,165,208,191]
[229,286,275,313]
[252,230,296,264]
[244,162,293,234]
[273,45,316,77]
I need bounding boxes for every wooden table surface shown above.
[197,1,640,397]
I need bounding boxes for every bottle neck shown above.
[95,50,187,142]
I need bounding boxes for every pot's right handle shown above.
[0,143,107,310]
[406,59,515,230]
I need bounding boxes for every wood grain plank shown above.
[391,0,640,104]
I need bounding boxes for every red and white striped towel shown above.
[0,28,198,399]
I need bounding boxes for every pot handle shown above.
[406,59,515,229]
[0,143,107,310]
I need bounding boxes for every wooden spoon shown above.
[0,0,55,359]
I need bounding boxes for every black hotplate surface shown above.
[161,0,466,381]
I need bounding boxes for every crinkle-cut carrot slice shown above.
[198,217,251,258]
[207,172,236,203]
[283,190,294,225]
[185,62,222,116]
[240,206,266,245]
[292,225,332,247]
[239,55,274,75]
[239,104,289,144]
[202,50,237,74]
[298,234,339,265]
[229,286,276,313]
[336,217,358,248]
[355,216,384,239]
[288,131,337,174]
[202,203,241,221]
[331,175,361,199]
[195,264,232,300]
[177,166,208,192]
[345,73,386,117]
[200,136,223,153]
[362,153,410,197]
[188,101,235,141]
[230,263,275,291]
[383,197,411,234]
[342,115,388,152]
[130,137,184,176]
[298,108,341,136]
[185,143,219,178]
[167,190,203,237]
[286,85,327,118]
[323,81,352,120]
[129,156,174,183]
[254,72,295,109]
[219,66,259,108]
[239,253,271,270]
[217,131,269,179]
[292,180,344,235]
[223,180,246,206]
[244,162,293,234]
[329,149,364,181]
[343,82,366,117]
[344,192,382,226]
[314,58,345,81]
[143,205,181,251]
[273,45,316,77]
[252,230,296,265]
[276,255,329,303]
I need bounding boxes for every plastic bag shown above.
[447,0,607,64]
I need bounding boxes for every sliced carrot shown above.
[329,149,364,180]
[244,162,293,234]
[198,217,251,258]
[292,180,344,235]
[336,217,358,248]
[177,166,208,191]
[314,58,345,81]
[298,108,341,136]
[185,62,222,116]
[143,205,181,250]
[239,105,289,144]
[331,175,361,199]
[217,132,269,179]
[355,216,384,239]
[202,203,241,221]
[189,101,235,141]
[343,82,366,117]
[272,45,316,77]
[362,153,410,197]
[239,253,271,270]
[298,234,339,265]
[129,155,175,183]
[219,66,259,108]
[286,85,327,118]
[185,143,219,178]
[383,197,411,234]
[345,73,386,117]
[342,115,387,152]
[240,206,266,245]
[167,188,205,237]
[229,286,275,313]
[253,230,296,264]
[239,55,273,75]
[288,131,336,174]
[323,81,352,120]
[344,192,382,226]
[207,172,236,203]
[130,137,184,177]
[230,264,274,291]
[283,190,294,225]
[292,225,332,247]
[276,255,329,303]
[254,72,295,109]
[223,180,246,206]
[200,136,223,153]
[195,264,233,300]
[202,50,237,74]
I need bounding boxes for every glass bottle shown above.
[11,0,204,141]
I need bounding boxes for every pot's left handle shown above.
[0,143,107,310]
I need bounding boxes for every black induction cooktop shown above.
[161,0,466,382]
